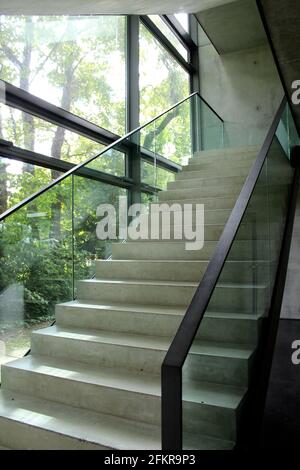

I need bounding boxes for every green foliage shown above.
[0,15,192,351]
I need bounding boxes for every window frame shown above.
[0,14,198,201]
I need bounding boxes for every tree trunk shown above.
[50,61,74,240]
[0,111,8,215]
[21,17,35,168]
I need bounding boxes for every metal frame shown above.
[161,97,287,450]
[4,81,120,146]
[252,162,300,447]
[139,16,195,75]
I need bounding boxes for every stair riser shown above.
[112,240,272,261]
[56,305,260,344]
[158,184,290,202]
[193,147,259,158]
[126,224,223,242]
[112,242,216,260]
[2,366,237,440]
[159,187,241,201]
[184,353,251,387]
[157,197,236,210]
[95,260,209,282]
[31,333,166,374]
[31,333,249,385]
[182,160,253,174]
[77,281,266,312]
[96,260,269,283]
[208,286,268,315]
[126,222,276,242]
[77,282,196,307]
[167,176,245,191]
[188,152,257,166]
[0,417,105,450]
[139,209,231,225]
[177,166,250,180]
[183,401,238,441]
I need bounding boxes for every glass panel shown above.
[199,100,224,150]
[73,176,127,287]
[148,16,189,60]
[0,15,126,134]
[139,23,189,124]
[0,178,73,361]
[141,160,175,191]
[85,148,125,177]
[174,14,189,33]
[287,105,300,151]
[276,104,289,156]
[0,156,63,213]
[182,123,294,449]
[0,91,224,377]
[0,102,112,167]
[140,97,193,165]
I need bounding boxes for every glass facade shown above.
[0,14,196,365]
[139,23,190,124]
[0,15,126,135]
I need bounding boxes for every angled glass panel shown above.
[0,178,73,361]
[182,113,294,449]
[148,15,189,60]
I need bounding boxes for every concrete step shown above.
[192,146,260,159]
[56,301,261,344]
[167,174,246,191]
[0,390,234,450]
[158,183,290,203]
[151,196,237,210]
[126,223,224,242]
[126,220,275,242]
[2,355,246,440]
[159,185,241,201]
[176,165,251,180]
[95,259,270,284]
[30,326,254,386]
[183,158,254,174]
[112,240,217,260]
[138,208,232,225]
[112,240,270,261]
[188,152,258,168]
[76,279,267,312]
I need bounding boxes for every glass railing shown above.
[178,102,297,449]
[0,91,223,363]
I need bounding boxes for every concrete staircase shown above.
[0,146,266,450]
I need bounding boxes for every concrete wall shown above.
[198,30,300,319]
[281,185,300,319]
[198,36,284,147]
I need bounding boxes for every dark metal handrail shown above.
[0,91,223,222]
[161,96,287,450]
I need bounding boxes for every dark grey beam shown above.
[3,81,121,146]
[140,16,195,74]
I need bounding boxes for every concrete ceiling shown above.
[259,0,300,135]
[196,0,267,53]
[0,0,234,15]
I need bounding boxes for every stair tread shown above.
[78,278,267,289]
[58,300,262,321]
[33,325,254,359]
[5,355,246,409]
[0,390,234,450]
